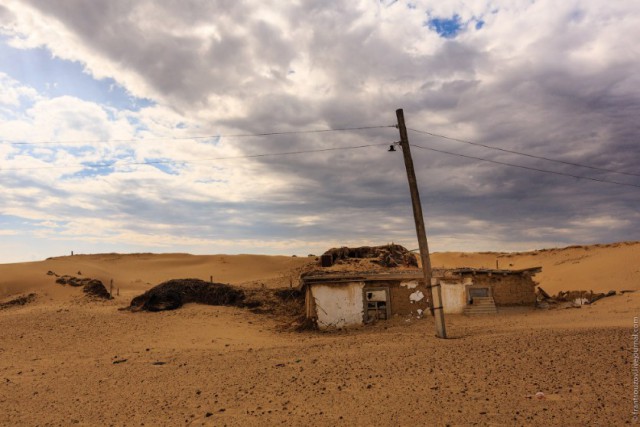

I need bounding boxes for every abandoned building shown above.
[301,245,542,328]
[300,266,542,329]
[300,270,429,329]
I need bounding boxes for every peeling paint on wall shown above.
[409,290,424,303]
[400,280,419,289]
[311,282,365,329]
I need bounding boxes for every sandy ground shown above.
[0,243,639,425]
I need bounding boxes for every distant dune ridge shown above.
[0,241,639,301]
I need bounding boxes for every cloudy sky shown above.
[0,0,638,262]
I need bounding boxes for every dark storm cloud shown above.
[20,0,296,106]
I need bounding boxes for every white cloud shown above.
[570,215,630,230]
[0,72,39,108]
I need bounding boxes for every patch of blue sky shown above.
[123,114,148,133]
[61,145,111,159]
[0,214,26,232]
[11,143,132,162]
[144,159,182,175]
[59,145,136,178]
[9,144,58,162]
[427,14,463,38]
[0,214,64,232]
[63,162,116,179]
[425,14,485,38]
[0,36,155,112]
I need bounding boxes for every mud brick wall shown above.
[365,281,430,315]
[472,274,537,306]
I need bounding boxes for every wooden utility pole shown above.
[395,108,447,339]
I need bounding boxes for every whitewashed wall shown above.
[441,281,468,314]
[311,282,364,329]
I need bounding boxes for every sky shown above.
[0,0,639,263]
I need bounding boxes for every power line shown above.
[5,125,638,189]
[408,127,640,178]
[1,125,395,146]
[411,143,640,189]
[0,143,388,172]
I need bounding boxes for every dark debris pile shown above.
[0,293,36,310]
[53,273,112,299]
[125,279,307,327]
[128,279,245,311]
[321,244,418,268]
[536,287,624,309]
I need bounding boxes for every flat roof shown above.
[300,266,542,286]
[301,270,423,285]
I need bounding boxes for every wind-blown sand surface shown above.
[0,243,638,425]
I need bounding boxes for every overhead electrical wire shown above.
[0,125,396,146]
[408,127,640,178]
[0,143,388,171]
[1,121,637,189]
[6,122,636,179]
[410,143,640,189]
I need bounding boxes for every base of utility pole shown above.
[395,108,447,339]
[431,278,447,339]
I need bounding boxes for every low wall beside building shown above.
[470,274,537,305]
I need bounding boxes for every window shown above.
[365,288,390,321]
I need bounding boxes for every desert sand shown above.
[0,242,638,425]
